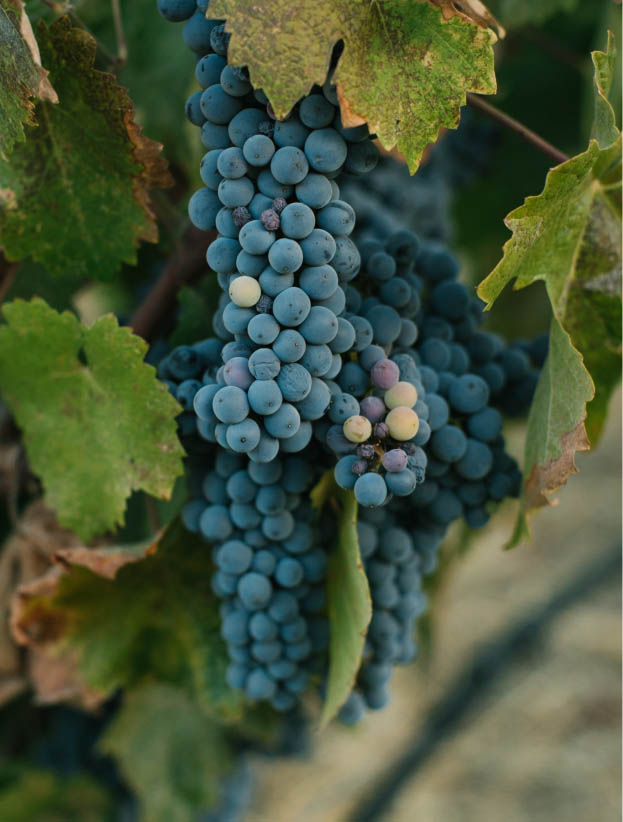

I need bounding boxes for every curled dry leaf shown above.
[1,500,155,708]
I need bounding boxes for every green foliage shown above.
[99,682,233,822]
[210,0,497,172]
[312,478,371,728]
[507,317,595,545]
[0,16,172,281]
[0,764,114,822]
[478,33,621,542]
[0,1,53,156]
[0,298,184,539]
[14,519,243,716]
[488,0,578,28]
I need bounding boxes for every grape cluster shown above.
[155,0,543,725]
[182,453,331,712]
[163,1,380,462]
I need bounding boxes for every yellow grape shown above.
[384,381,418,410]
[343,415,372,443]
[229,275,261,307]
[385,406,419,441]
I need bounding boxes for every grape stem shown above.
[466,93,570,166]
[129,225,214,342]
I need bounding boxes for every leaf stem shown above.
[129,226,214,342]
[466,93,570,166]
[111,0,127,67]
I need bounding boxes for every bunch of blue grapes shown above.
[158,0,380,462]
[340,156,452,246]
[181,452,332,712]
[339,107,500,248]
[154,0,544,729]
[325,229,535,527]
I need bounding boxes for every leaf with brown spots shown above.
[430,0,505,36]
[0,16,172,280]
[0,0,57,158]
[478,34,621,546]
[210,0,497,172]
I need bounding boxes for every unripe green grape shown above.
[385,406,419,441]
[229,275,262,307]
[384,381,418,410]
[343,415,372,443]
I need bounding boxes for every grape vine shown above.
[0,0,619,819]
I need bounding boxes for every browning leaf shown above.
[0,17,173,280]
[430,0,505,37]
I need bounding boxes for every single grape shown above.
[384,381,418,410]
[354,473,387,507]
[212,385,249,424]
[371,358,400,390]
[382,449,408,473]
[385,407,419,441]
[343,415,373,443]
[229,275,262,308]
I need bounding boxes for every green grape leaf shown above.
[0,298,184,540]
[478,33,622,542]
[319,487,371,729]
[209,0,497,172]
[0,765,114,822]
[487,0,577,28]
[0,0,57,157]
[0,16,172,281]
[99,682,233,822]
[11,519,244,718]
[508,317,595,546]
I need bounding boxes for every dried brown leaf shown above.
[1,500,153,709]
[53,537,159,581]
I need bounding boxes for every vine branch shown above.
[467,93,570,166]
[129,226,214,342]
[0,254,18,305]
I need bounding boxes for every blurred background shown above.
[0,0,620,819]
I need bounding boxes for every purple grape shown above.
[256,294,274,313]
[371,358,400,390]
[261,208,280,230]
[357,444,375,460]
[223,357,253,390]
[352,459,369,476]
[232,206,252,227]
[360,395,386,423]
[273,197,287,214]
[374,422,389,439]
[382,449,408,473]
[402,442,417,455]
